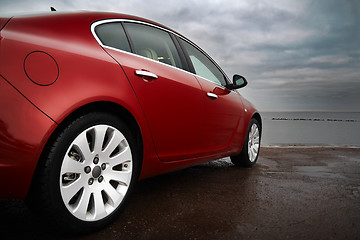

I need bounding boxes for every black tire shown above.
[27,112,139,233]
[231,118,261,168]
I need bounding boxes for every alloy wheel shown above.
[59,124,133,221]
[247,123,260,162]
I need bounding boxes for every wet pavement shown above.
[1,147,359,240]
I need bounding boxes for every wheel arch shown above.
[61,101,142,157]
[27,101,144,199]
[252,112,262,134]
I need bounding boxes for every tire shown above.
[231,118,261,168]
[27,112,139,233]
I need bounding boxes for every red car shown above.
[0,12,261,232]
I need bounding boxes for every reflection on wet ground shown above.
[1,147,359,239]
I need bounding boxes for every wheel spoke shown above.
[61,155,85,175]
[72,187,92,219]
[103,183,123,206]
[108,147,132,168]
[93,190,107,219]
[61,177,85,203]
[93,125,108,153]
[106,170,132,185]
[252,145,258,156]
[117,184,130,196]
[252,150,256,161]
[254,127,259,137]
[73,132,92,160]
[250,125,256,136]
[103,132,124,157]
[249,148,254,160]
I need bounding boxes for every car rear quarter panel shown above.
[0,76,56,198]
[0,14,137,120]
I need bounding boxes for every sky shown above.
[1,0,359,111]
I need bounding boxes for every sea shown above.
[260,112,360,147]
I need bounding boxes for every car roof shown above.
[10,11,180,36]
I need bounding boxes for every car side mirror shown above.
[228,74,247,90]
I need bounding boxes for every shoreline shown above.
[270,117,359,122]
[261,144,360,149]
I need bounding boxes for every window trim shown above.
[91,19,233,90]
[120,22,135,53]
[173,35,196,74]
[170,33,191,72]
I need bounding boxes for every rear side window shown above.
[123,22,183,69]
[95,22,131,52]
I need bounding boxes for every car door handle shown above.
[206,92,218,99]
[135,70,158,79]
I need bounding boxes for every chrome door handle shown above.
[207,92,218,99]
[135,70,158,79]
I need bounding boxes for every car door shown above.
[93,21,203,161]
[178,38,245,155]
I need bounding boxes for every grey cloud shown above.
[1,0,359,111]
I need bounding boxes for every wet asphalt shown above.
[1,147,359,240]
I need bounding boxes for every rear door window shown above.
[123,22,183,69]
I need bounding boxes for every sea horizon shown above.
[260,110,360,113]
[259,111,360,147]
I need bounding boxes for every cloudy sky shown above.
[1,0,359,111]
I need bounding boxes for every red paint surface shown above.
[0,76,56,198]
[0,12,259,198]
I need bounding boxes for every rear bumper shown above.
[0,75,56,198]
